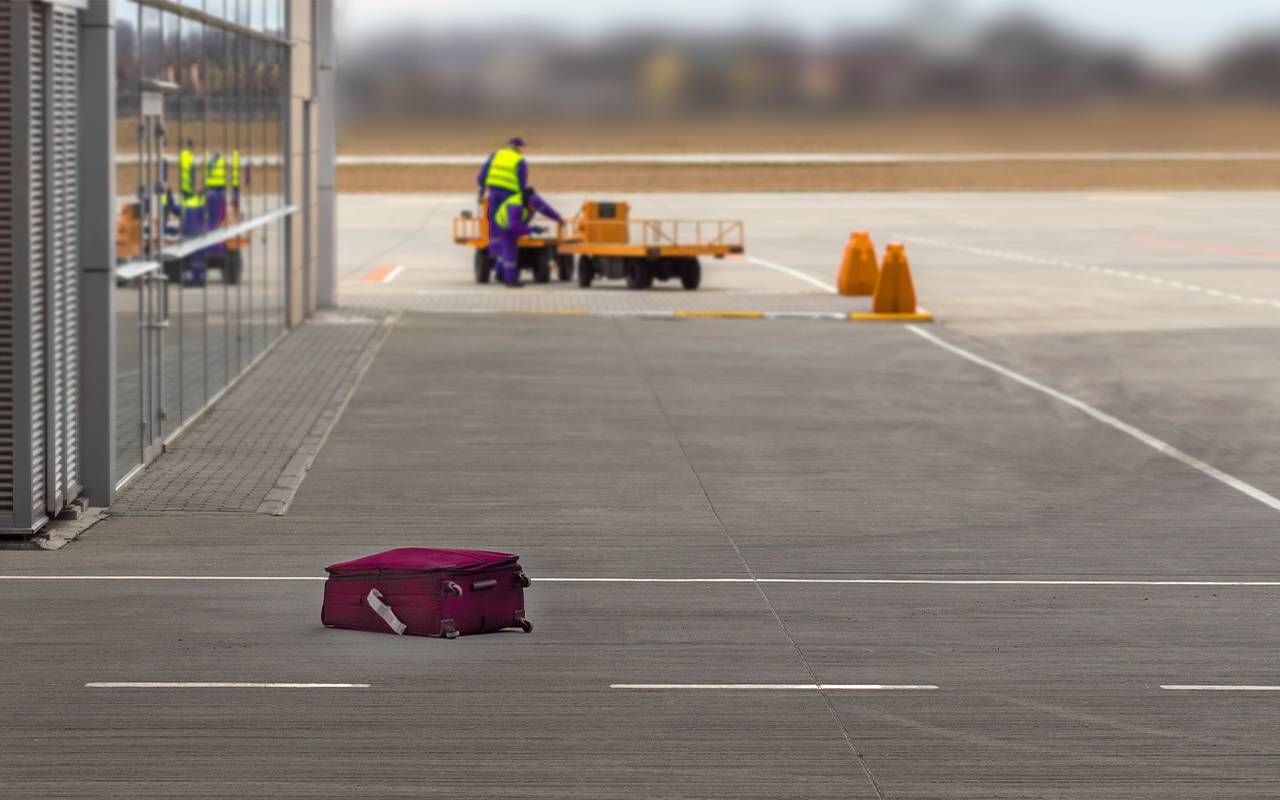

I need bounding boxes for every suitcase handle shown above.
[471,579,497,591]
[442,581,463,597]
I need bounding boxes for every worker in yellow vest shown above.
[178,140,198,202]
[205,150,228,229]
[477,137,529,286]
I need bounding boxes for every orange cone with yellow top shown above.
[836,232,879,296]
[873,243,918,314]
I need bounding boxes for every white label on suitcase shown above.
[367,589,406,635]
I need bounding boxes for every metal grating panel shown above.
[28,4,46,517]
[0,1,15,516]
[46,6,79,508]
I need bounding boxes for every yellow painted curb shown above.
[673,310,767,320]
[848,309,935,323]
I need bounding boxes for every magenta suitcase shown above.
[322,548,532,638]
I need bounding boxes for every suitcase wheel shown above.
[442,581,463,597]
[516,617,533,634]
[513,572,531,588]
[441,619,460,639]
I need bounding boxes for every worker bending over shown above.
[492,187,563,287]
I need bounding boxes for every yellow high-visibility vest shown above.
[231,150,241,188]
[484,148,524,193]
[179,148,196,196]
[494,193,525,229]
[206,153,227,188]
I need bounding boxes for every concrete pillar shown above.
[77,0,116,507]
[315,0,337,308]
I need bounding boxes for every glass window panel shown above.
[204,20,227,398]
[181,17,208,420]
[114,0,143,482]
[160,11,184,440]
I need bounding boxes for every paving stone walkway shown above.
[111,311,395,514]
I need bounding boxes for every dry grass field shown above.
[335,106,1280,192]
[339,106,1280,154]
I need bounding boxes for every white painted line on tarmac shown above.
[747,256,837,293]
[380,265,405,284]
[85,682,369,689]
[1161,685,1280,692]
[5,576,1280,586]
[542,577,1280,586]
[0,575,326,580]
[899,235,1280,308]
[610,684,938,691]
[908,325,1280,513]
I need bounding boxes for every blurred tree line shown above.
[336,11,1280,122]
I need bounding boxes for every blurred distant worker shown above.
[179,139,198,202]
[178,139,206,237]
[205,150,228,228]
[492,187,563,287]
[477,137,529,284]
[230,148,242,215]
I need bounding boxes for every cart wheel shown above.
[577,257,595,288]
[225,250,243,285]
[533,249,552,284]
[518,618,533,634]
[474,249,491,284]
[627,262,653,290]
[557,254,574,282]
[164,259,183,284]
[681,258,701,290]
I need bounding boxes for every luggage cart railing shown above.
[563,218,744,254]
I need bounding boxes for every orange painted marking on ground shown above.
[1130,235,1280,261]
[362,265,401,283]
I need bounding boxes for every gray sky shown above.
[339,0,1280,64]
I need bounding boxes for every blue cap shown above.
[509,137,526,148]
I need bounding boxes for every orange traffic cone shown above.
[873,243,918,314]
[837,232,879,296]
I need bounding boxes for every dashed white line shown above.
[85,682,369,689]
[4,576,1279,586]
[899,235,1280,308]
[1161,685,1280,692]
[908,325,1280,513]
[610,684,938,691]
[380,264,405,284]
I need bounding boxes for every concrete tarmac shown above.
[3,193,1279,798]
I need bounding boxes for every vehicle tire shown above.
[474,249,491,284]
[681,258,701,290]
[225,250,242,285]
[577,256,595,288]
[627,262,653,290]
[557,254,574,282]
[532,249,552,284]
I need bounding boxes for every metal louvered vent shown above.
[28,3,48,521]
[46,6,80,510]
[0,1,83,533]
[0,1,15,519]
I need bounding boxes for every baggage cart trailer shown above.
[558,201,745,290]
